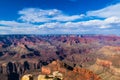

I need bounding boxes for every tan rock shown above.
[21,74,33,80]
[38,75,46,80]
[96,58,112,68]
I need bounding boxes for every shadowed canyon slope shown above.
[0,35,120,80]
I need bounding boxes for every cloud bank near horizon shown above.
[0,3,120,34]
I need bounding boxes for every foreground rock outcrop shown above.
[88,59,120,80]
[21,74,33,80]
[21,60,101,80]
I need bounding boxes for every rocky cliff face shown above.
[88,59,120,80]
[21,60,102,80]
[0,60,41,80]
[0,35,120,80]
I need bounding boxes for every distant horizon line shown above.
[0,34,119,36]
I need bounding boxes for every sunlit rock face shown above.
[88,59,120,80]
[21,74,33,80]
[0,35,120,80]
[37,75,46,80]
[96,58,112,68]
[98,46,120,56]
[41,66,51,75]
[21,60,101,80]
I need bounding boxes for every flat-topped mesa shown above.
[89,58,120,79]
[96,58,112,68]
[98,46,120,56]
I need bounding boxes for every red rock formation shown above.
[0,35,120,80]
[40,60,102,80]
[41,66,51,75]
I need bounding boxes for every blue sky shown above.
[0,0,120,34]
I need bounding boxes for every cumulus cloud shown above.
[0,21,40,34]
[87,3,120,18]
[1,16,120,34]
[0,20,36,27]
[1,2,120,34]
[18,8,84,23]
[43,17,120,28]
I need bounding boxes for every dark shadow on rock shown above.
[7,62,19,80]
[24,61,30,71]
[8,72,19,80]
[64,63,73,70]
[7,62,13,73]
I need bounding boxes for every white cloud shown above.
[85,2,120,31]
[1,15,120,34]
[16,6,120,34]
[39,22,62,29]
[105,16,120,23]
[18,8,84,23]
[0,21,40,34]
[0,20,36,27]
[38,16,120,30]
[1,3,120,35]
[87,3,120,18]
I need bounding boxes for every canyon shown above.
[0,35,120,80]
